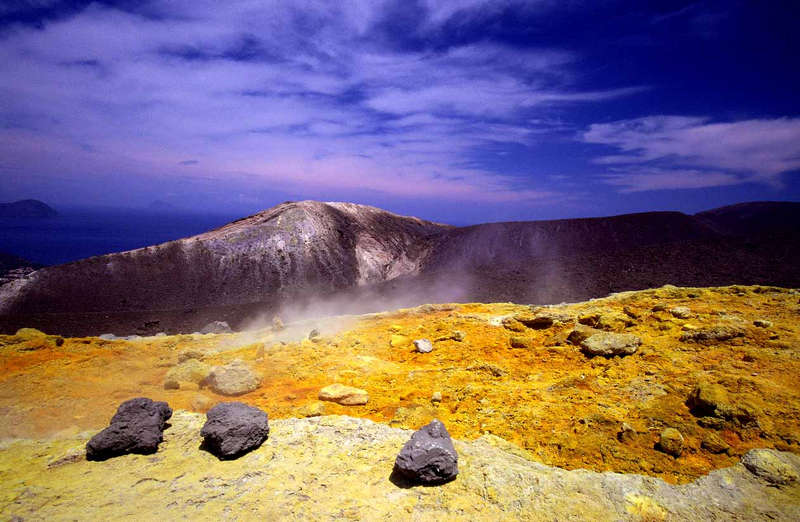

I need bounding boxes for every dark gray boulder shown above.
[394,419,458,485]
[85,398,172,461]
[200,402,270,459]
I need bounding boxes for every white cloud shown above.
[584,116,800,190]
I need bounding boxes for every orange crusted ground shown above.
[1,285,799,484]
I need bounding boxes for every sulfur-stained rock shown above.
[502,317,526,332]
[509,336,534,349]
[753,319,773,328]
[203,359,261,396]
[166,358,211,385]
[390,334,408,347]
[687,383,759,428]
[579,332,641,357]
[163,379,180,390]
[670,307,692,319]
[190,395,213,411]
[578,310,634,331]
[617,423,636,443]
[566,325,601,345]
[702,433,730,454]
[413,339,433,353]
[658,428,684,457]
[516,311,572,329]
[200,402,270,459]
[394,419,458,485]
[680,325,745,343]
[318,383,369,405]
[177,349,204,363]
[85,398,172,461]
[298,401,326,417]
[742,449,800,486]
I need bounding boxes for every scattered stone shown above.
[318,384,369,405]
[431,391,443,404]
[308,329,320,341]
[191,395,213,411]
[670,307,692,319]
[566,325,600,346]
[122,335,141,341]
[414,339,433,353]
[390,334,408,347]
[177,350,204,363]
[617,423,636,443]
[85,398,172,461]
[578,310,634,331]
[753,319,773,328]
[701,433,730,454]
[298,402,326,417]
[658,428,684,457]
[163,379,180,390]
[436,330,465,342]
[99,333,117,340]
[501,317,526,332]
[394,419,458,485]
[203,359,261,396]
[680,325,745,343]
[651,304,667,312]
[200,321,232,334]
[686,383,759,428]
[579,332,641,357]
[516,311,572,329]
[200,402,270,459]
[166,359,211,385]
[509,336,534,349]
[742,449,800,486]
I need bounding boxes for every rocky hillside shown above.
[1,285,799,519]
[0,200,798,336]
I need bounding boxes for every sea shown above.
[0,208,239,266]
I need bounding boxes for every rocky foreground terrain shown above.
[1,200,798,336]
[1,285,799,519]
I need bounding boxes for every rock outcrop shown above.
[85,398,172,460]
[2,414,800,520]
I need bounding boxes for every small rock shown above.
[450,330,466,342]
[651,304,667,312]
[516,311,571,329]
[163,379,180,390]
[670,307,692,319]
[191,395,213,411]
[701,432,730,454]
[98,333,118,340]
[686,383,759,428]
[308,329,320,341]
[742,449,800,486]
[580,332,641,357]
[658,428,684,457]
[177,350,204,363]
[154,332,166,337]
[509,336,534,349]
[203,359,261,396]
[200,321,232,334]
[86,398,172,461]
[501,317,526,332]
[394,419,458,485]
[753,319,773,328]
[617,423,636,443]
[578,310,633,331]
[200,402,270,459]
[414,339,433,353]
[680,325,745,343]
[431,391,443,404]
[298,402,326,417]
[167,358,212,385]
[318,383,369,405]
[566,325,601,345]
[390,334,408,347]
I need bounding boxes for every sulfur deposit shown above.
[1,285,800,518]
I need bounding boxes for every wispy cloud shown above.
[583,116,800,191]
[0,0,642,208]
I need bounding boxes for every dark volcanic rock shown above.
[86,398,172,461]
[394,419,458,485]
[200,402,270,459]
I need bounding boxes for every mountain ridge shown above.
[0,200,797,336]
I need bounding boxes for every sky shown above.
[1,0,799,224]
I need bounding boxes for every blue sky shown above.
[1,0,799,223]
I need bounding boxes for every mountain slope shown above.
[0,200,798,336]
[0,199,58,218]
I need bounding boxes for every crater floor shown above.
[1,285,799,486]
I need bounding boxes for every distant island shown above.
[0,199,58,218]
